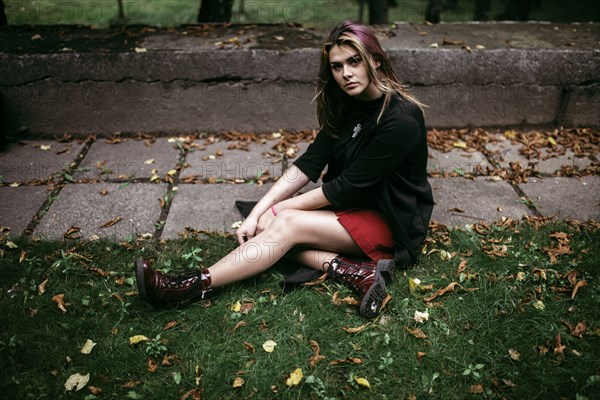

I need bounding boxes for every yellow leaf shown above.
[533,300,545,310]
[232,376,245,388]
[414,310,429,323]
[167,169,177,176]
[129,335,150,345]
[40,144,52,151]
[230,301,241,312]
[134,47,147,53]
[285,368,303,387]
[354,377,371,389]
[453,141,467,149]
[144,159,155,165]
[150,174,160,182]
[5,241,17,249]
[262,340,277,353]
[9,182,20,187]
[548,137,557,147]
[80,339,97,355]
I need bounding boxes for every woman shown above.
[136,20,434,319]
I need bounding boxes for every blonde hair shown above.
[314,21,425,137]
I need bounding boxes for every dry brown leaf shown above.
[88,386,102,395]
[343,322,370,334]
[329,357,363,365]
[19,250,27,264]
[232,321,248,334]
[416,351,427,361]
[403,326,428,339]
[455,259,468,276]
[161,354,179,366]
[309,340,326,368]
[243,341,255,352]
[147,358,158,372]
[64,226,82,240]
[89,267,111,277]
[122,380,141,388]
[468,384,484,394]
[98,216,122,229]
[571,280,587,299]
[508,348,520,361]
[423,282,462,302]
[52,294,68,313]
[37,278,48,295]
[164,320,177,330]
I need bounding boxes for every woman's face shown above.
[328,44,381,101]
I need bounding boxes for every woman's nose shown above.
[343,65,353,78]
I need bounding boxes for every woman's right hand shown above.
[236,218,258,245]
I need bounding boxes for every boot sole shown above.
[135,258,151,303]
[358,260,388,319]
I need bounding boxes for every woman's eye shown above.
[350,58,361,65]
[331,64,342,70]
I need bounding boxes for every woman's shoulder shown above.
[382,94,424,129]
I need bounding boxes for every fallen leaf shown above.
[52,294,68,313]
[122,380,141,388]
[31,34,42,40]
[144,159,155,165]
[150,173,160,182]
[38,278,48,294]
[64,226,82,239]
[404,326,428,339]
[147,358,158,372]
[414,310,429,323]
[88,386,102,395]
[508,348,520,361]
[571,280,587,299]
[343,322,370,334]
[453,141,467,149]
[134,47,147,53]
[129,335,150,345]
[424,282,462,302]
[416,351,427,361]
[468,383,484,394]
[5,241,18,249]
[243,341,255,352]
[230,301,241,312]
[285,368,303,387]
[232,376,245,388]
[354,377,371,389]
[98,216,122,229]
[329,357,363,365]
[167,169,177,176]
[533,300,545,310]
[161,354,179,366]
[19,250,27,263]
[64,373,90,392]
[308,340,326,368]
[89,267,111,277]
[40,144,52,151]
[232,321,248,334]
[80,339,97,355]
[262,340,277,353]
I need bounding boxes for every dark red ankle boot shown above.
[135,258,212,307]
[324,257,389,319]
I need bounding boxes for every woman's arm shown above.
[236,165,310,243]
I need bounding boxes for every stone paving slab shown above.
[485,135,597,174]
[161,183,272,239]
[519,176,600,221]
[34,183,167,240]
[428,148,491,175]
[75,139,180,181]
[429,177,532,228]
[0,141,84,183]
[0,186,48,236]
[181,140,283,182]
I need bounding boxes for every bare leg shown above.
[284,246,366,271]
[208,209,362,287]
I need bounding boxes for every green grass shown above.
[3,0,598,28]
[1,219,599,399]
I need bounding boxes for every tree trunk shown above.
[474,0,491,21]
[497,0,534,21]
[358,0,366,23]
[197,0,234,23]
[0,0,7,27]
[368,0,388,25]
[117,0,125,21]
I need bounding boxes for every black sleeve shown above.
[292,131,334,183]
[322,115,421,208]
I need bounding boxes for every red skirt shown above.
[335,209,395,261]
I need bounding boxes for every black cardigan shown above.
[294,94,434,267]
